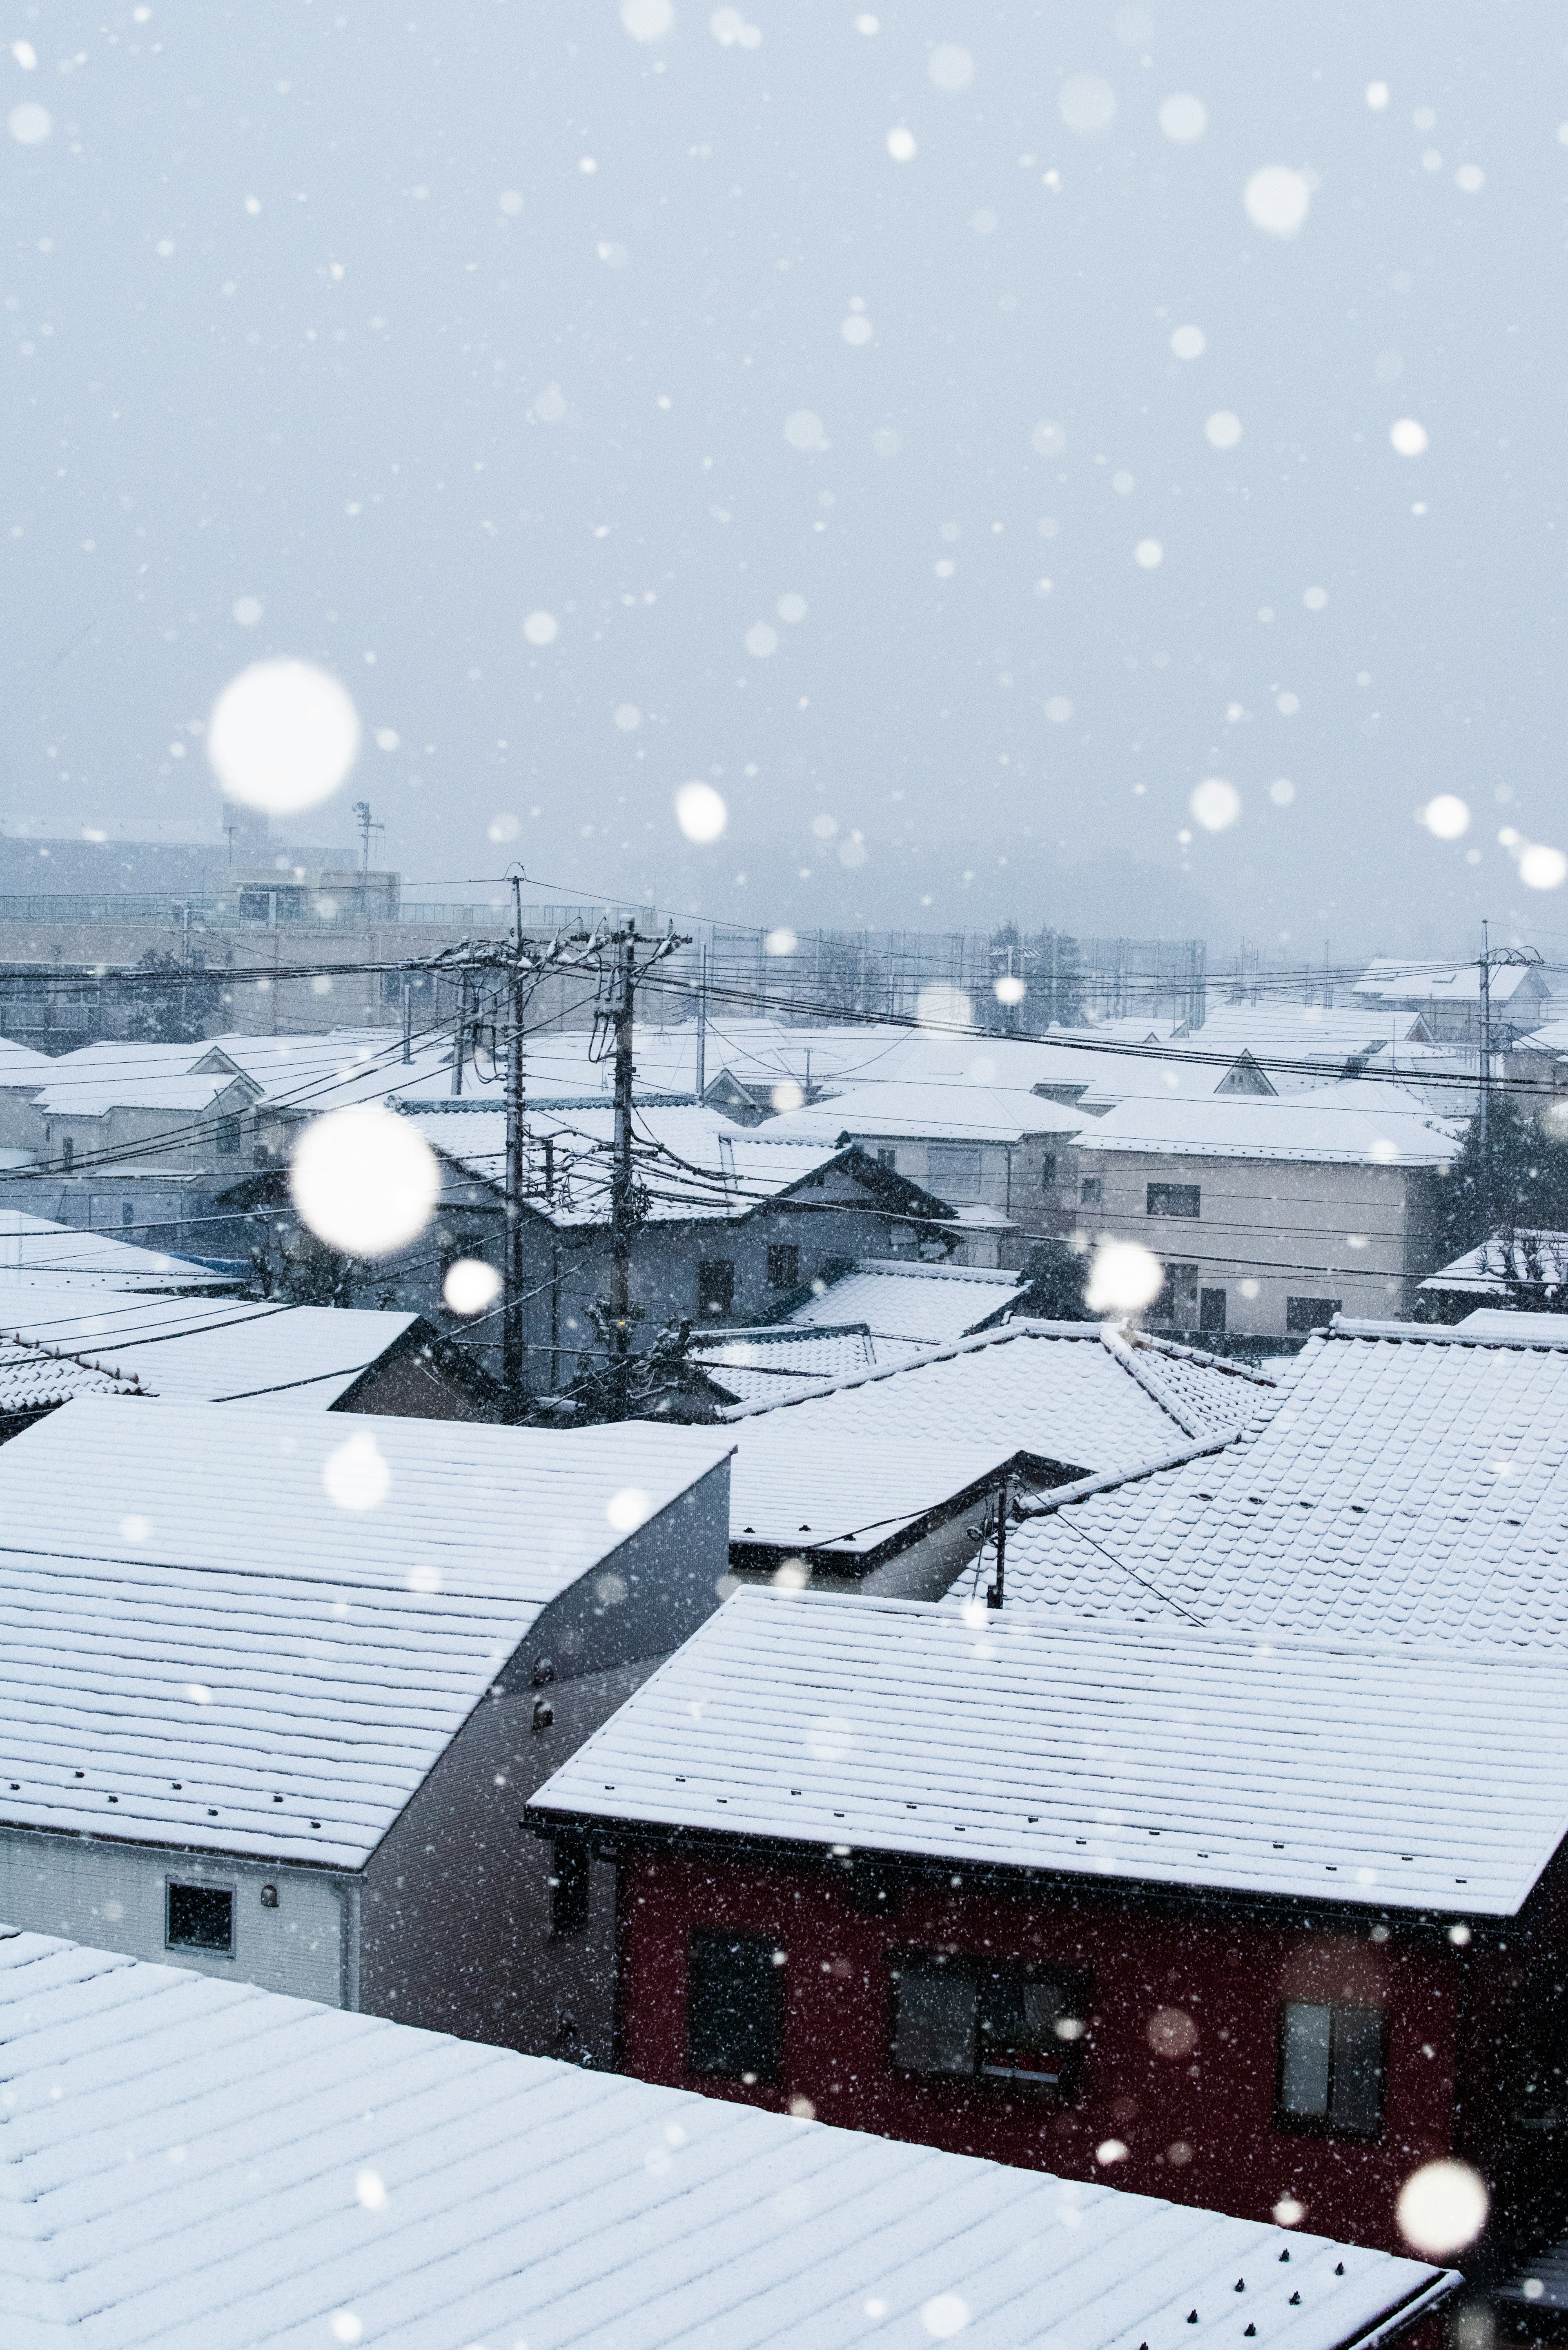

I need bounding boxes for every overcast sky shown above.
[1,1,1562,959]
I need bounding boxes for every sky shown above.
[1,0,1564,961]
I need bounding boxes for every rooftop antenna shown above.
[352,800,384,876]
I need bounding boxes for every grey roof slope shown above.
[0,1291,427,1407]
[0,1930,1454,2350]
[786,1256,1025,1345]
[533,1587,1568,1917]
[981,1320,1568,1646]
[0,1401,733,1868]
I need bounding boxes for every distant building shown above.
[1353,957,1553,1048]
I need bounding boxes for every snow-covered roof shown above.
[986,1320,1568,1648]
[0,1210,232,1289]
[1422,1229,1568,1296]
[1172,1003,1428,1057]
[0,1399,733,1866]
[690,1327,928,1408]
[1458,1308,1568,1340]
[408,1102,928,1229]
[788,1258,1025,1345]
[534,1586,1568,1917]
[761,1080,1085,1146]
[31,1072,257,1117]
[211,1027,454,1113]
[0,1932,1453,2350]
[0,1337,142,1413]
[0,1294,426,1407]
[1354,956,1546,1007]
[0,1035,55,1083]
[1519,1019,1568,1055]
[720,1324,1272,1557]
[1073,1079,1461,1166]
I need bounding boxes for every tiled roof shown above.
[533,1587,1568,1917]
[0,1337,142,1412]
[0,1293,425,1406]
[0,1931,1455,2350]
[1072,1079,1461,1166]
[0,1400,732,1866]
[986,1322,1568,1648]
[788,1258,1024,1344]
[690,1327,927,1408]
[0,1210,231,1290]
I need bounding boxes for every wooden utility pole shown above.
[449,970,469,1096]
[607,923,638,1417]
[1478,919,1492,1173]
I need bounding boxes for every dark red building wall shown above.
[617,1853,1467,2256]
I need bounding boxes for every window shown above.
[927,1144,983,1200]
[686,1931,784,2081]
[697,1258,735,1317]
[1147,1182,1200,1220]
[1199,1287,1227,1335]
[548,1839,590,1937]
[215,1115,241,1157]
[767,1243,800,1291]
[166,1882,234,1955]
[1040,1154,1057,1192]
[1080,1175,1102,1208]
[121,1202,135,1229]
[875,1146,896,1170]
[1277,2002,1383,2136]
[891,1953,1084,2088]
[1287,1296,1341,1333]
[61,1135,73,1171]
[1154,1262,1199,1326]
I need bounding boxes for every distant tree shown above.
[1013,1235,1094,1321]
[1432,1093,1568,1271]
[127,949,217,1044]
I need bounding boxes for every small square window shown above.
[1147,1182,1200,1220]
[1080,1176,1102,1208]
[1286,1295,1341,1333]
[875,1146,896,1170]
[767,1243,800,1291]
[1277,2001,1383,2137]
[1199,1287,1227,1334]
[891,1953,1084,2089]
[687,1931,784,2081]
[214,1115,241,1157]
[697,1259,735,1317]
[166,1882,234,1954]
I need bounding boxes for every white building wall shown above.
[0,1828,348,2003]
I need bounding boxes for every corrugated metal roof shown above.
[0,1211,230,1290]
[0,1929,1453,2350]
[534,1586,1568,1916]
[0,1294,425,1407]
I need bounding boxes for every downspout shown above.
[336,1877,362,2012]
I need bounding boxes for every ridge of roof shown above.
[1332,1315,1568,1349]
[837,1255,1023,1284]
[1010,1430,1250,1521]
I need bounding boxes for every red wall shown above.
[617,1854,1468,2256]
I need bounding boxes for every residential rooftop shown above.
[1071,1079,1461,1166]
[0,1292,429,1407]
[533,1586,1568,1917]
[0,1930,1452,2350]
[787,1257,1024,1346]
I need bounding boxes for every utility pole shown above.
[503,874,528,1410]
[986,1471,1011,1610]
[608,922,638,1418]
[1478,919,1492,1183]
[449,971,470,1096]
[401,972,412,1065]
[352,800,383,878]
[694,941,708,1103]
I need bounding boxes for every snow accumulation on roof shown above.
[0,1035,56,1082]
[0,1337,142,1412]
[718,1324,1272,1556]
[1073,1079,1461,1166]
[0,1210,231,1290]
[761,1079,1086,1146]
[0,1934,1453,2350]
[0,1400,733,1866]
[0,1293,424,1406]
[690,1326,929,1409]
[534,1586,1568,1919]
[1355,955,1544,1007]
[788,1257,1024,1345]
[212,1027,453,1113]
[987,1321,1568,1648]
[30,1072,255,1116]
[1423,1229,1568,1295]
[1458,1309,1568,1340]
[408,1101,892,1227]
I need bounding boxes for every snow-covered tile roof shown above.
[0,1295,425,1407]
[0,1395,733,1600]
[1073,1079,1461,1166]
[0,1933,1452,2350]
[408,1102,895,1227]
[0,1211,231,1289]
[717,1325,1270,1557]
[690,1327,928,1407]
[988,1322,1568,1648]
[0,1338,142,1412]
[761,1080,1085,1146]
[1458,1309,1568,1340]
[0,1402,733,1866]
[788,1258,1024,1344]
[533,1587,1568,1917]
[1423,1229,1568,1295]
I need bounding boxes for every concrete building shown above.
[0,1396,733,2065]
[1067,1080,1462,1343]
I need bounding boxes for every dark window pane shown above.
[697,1259,735,1316]
[1330,2006,1385,2135]
[1080,1176,1102,1207]
[1287,1295,1341,1333]
[1279,2001,1332,2117]
[215,1116,241,1156]
[549,1840,590,1936]
[167,1882,234,1953]
[1199,1287,1227,1333]
[1040,1154,1056,1191]
[892,1960,976,2075]
[766,1243,799,1291]
[1147,1182,1200,1219]
[978,1970,1071,2083]
[687,1932,783,2080]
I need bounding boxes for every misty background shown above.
[0,0,1562,957]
